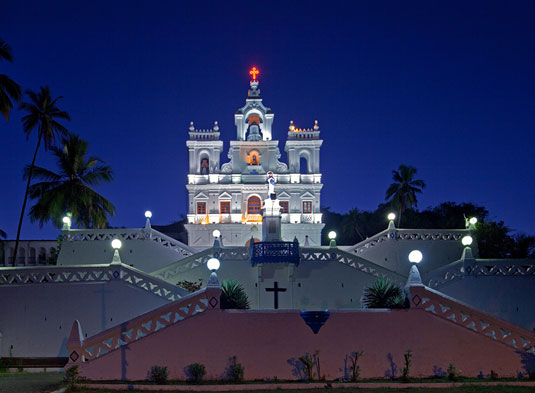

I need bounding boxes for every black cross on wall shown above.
[265,281,287,309]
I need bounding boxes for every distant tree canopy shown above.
[321,202,534,259]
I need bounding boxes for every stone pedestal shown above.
[262,198,282,242]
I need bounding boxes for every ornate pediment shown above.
[219,192,232,200]
[301,191,315,199]
[195,192,209,200]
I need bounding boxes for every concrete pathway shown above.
[0,372,64,393]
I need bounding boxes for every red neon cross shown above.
[249,67,259,81]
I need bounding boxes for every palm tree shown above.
[361,278,405,308]
[12,86,70,265]
[0,38,22,121]
[385,165,426,227]
[220,280,250,309]
[25,134,115,229]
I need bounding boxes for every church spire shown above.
[248,67,261,98]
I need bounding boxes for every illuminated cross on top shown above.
[249,67,259,81]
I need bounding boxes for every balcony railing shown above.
[251,241,300,266]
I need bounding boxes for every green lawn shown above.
[70,386,535,393]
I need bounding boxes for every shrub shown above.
[349,350,364,381]
[490,369,498,380]
[186,363,206,383]
[401,350,412,382]
[362,278,406,308]
[221,280,250,309]
[64,365,81,389]
[447,363,461,381]
[226,356,244,382]
[177,279,203,292]
[299,352,316,381]
[150,365,168,384]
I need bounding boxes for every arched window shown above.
[300,156,309,174]
[247,196,261,215]
[200,157,209,174]
[248,150,260,165]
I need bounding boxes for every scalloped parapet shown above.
[188,121,220,140]
[287,120,320,140]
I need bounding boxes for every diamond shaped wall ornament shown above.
[70,350,79,362]
[113,270,120,279]
[209,296,219,308]
[412,294,421,306]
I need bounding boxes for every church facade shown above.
[184,73,324,247]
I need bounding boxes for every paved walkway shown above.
[0,372,64,393]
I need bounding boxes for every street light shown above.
[387,212,396,221]
[462,235,473,246]
[111,239,122,249]
[408,250,423,264]
[207,257,220,271]
[469,217,478,225]
[212,229,221,238]
[111,239,122,264]
[207,257,220,287]
[145,210,152,218]
[328,231,337,248]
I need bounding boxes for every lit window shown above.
[247,196,261,214]
[280,201,289,214]
[220,201,230,214]
[302,201,312,214]
[197,202,206,215]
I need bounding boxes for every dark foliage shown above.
[220,280,250,309]
[362,278,406,309]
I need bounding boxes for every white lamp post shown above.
[62,215,72,230]
[111,238,122,264]
[212,229,221,248]
[207,257,220,287]
[387,212,396,229]
[144,210,152,229]
[406,249,423,286]
[328,231,337,248]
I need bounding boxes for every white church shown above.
[1,69,534,364]
[185,70,323,247]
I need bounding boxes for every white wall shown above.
[0,279,174,358]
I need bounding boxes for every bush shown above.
[299,352,317,381]
[226,356,244,382]
[177,279,203,292]
[150,365,168,384]
[447,363,461,381]
[490,369,498,380]
[362,278,406,309]
[401,350,412,382]
[186,363,206,383]
[221,280,250,309]
[349,350,364,381]
[64,365,81,389]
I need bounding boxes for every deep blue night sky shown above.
[1,1,534,239]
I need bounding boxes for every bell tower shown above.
[186,121,223,176]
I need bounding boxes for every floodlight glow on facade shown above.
[328,231,337,240]
[462,235,473,246]
[62,216,71,226]
[145,211,152,218]
[408,250,423,264]
[212,229,221,238]
[207,257,220,271]
[387,213,396,221]
[469,217,478,225]
[111,239,122,250]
